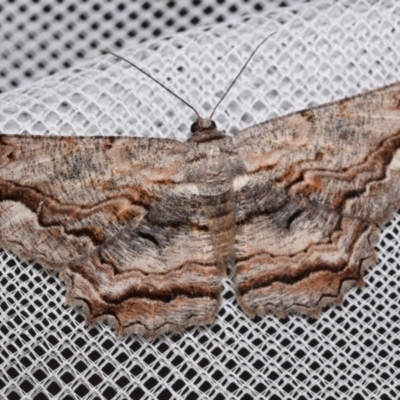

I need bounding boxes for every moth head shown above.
[190,117,217,134]
[189,118,224,143]
[101,34,275,144]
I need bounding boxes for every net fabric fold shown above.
[0,1,399,399]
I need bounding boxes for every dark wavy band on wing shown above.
[278,255,373,312]
[58,200,221,338]
[236,218,373,296]
[0,179,151,248]
[234,206,379,318]
[233,168,380,318]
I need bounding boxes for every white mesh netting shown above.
[0,0,308,94]
[1,1,399,399]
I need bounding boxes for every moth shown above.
[1,37,400,339]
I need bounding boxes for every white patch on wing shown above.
[233,175,250,191]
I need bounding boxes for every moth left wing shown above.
[0,135,221,337]
[233,175,378,318]
[233,82,400,318]
[234,82,400,223]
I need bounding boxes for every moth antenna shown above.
[208,32,276,120]
[100,49,201,119]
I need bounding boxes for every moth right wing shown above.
[61,182,221,339]
[0,135,221,338]
[0,135,188,267]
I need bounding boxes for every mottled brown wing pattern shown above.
[62,186,220,339]
[0,135,220,338]
[0,135,187,265]
[2,81,400,337]
[233,82,400,317]
[234,82,400,222]
[233,175,379,317]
